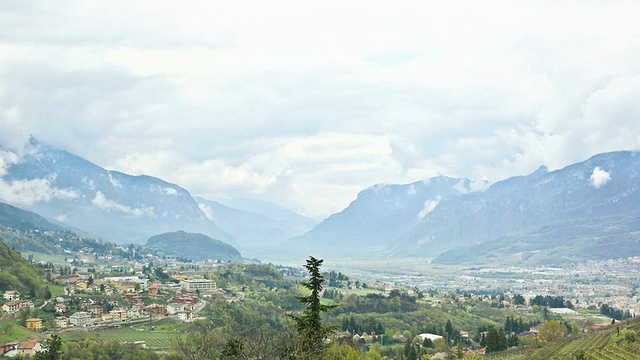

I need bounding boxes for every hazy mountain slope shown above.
[219,198,317,233]
[401,151,640,262]
[146,230,242,262]
[0,201,62,232]
[196,197,314,246]
[287,176,475,257]
[0,201,149,256]
[0,139,236,246]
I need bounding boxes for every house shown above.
[86,305,103,316]
[0,342,18,357]
[55,317,68,329]
[55,304,68,314]
[2,300,33,315]
[55,295,72,304]
[25,318,43,331]
[148,283,160,296]
[3,290,20,301]
[126,307,142,319]
[144,304,167,316]
[75,281,88,291]
[62,275,81,284]
[107,309,126,321]
[177,311,192,321]
[166,302,184,315]
[17,340,42,357]
[69,311,92,327]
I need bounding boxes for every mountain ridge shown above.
[1,140,237,246]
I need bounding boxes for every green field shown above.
[0,318,38,343]
[60,328,181,350]
[47,283,66,296]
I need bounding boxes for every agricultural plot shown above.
[493,317,640,360]
[61,328,181,350]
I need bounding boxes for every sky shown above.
[1,1,640,220]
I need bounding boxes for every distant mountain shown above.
[218,198,317,232]
[0,138,236,246]
[400,151,640,264]
[286,151,640,264]
[0,201,62,232]
[0,201,143,256]
[196,197,316,247]
[287,176,475,257]
[146,230,242,262]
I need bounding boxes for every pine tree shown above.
[288,256,338,358]
[445,319,454,338]
[33,334,63,360]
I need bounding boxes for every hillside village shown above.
[1,235,638,359]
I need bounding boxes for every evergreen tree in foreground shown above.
[288,256,338,358]
[34,334,63,360]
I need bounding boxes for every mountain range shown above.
[286,176,477,258]
[291,151,640,264]
[0,138,314,253]
[2,138,640,265]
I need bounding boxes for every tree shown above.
[538,320,566,342]
[33,334,63,360]
[571,321,579,335]
[445,319,454,339]
[486,326,507,353]
[407,345,418,360]
[365,343,383,360]
[288,256,338,358]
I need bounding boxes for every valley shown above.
[2,142,640,359]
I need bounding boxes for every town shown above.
[2,234,638,358]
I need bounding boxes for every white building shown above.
[69,311,92,327]
[55,317,68,329]
[3,290,20,301]
[180,279,216,292]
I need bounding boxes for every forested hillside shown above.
[0,242,45,293]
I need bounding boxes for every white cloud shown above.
[197,203,215,223]
[1,1,640,218]
[590,167,611,189]
[108,173,122,188]
[91,191,154,217]
[0,178,79,206]
[418,198,440,219]
[0,149,79,205]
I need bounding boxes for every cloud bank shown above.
[1,1,640,218]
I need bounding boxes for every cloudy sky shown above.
[1,1,640,219]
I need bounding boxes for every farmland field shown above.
[60,327,181,350]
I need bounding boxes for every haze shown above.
[1,1,639,219]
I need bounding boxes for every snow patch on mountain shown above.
[149,184,179,196]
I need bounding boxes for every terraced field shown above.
[488,317,640,360]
